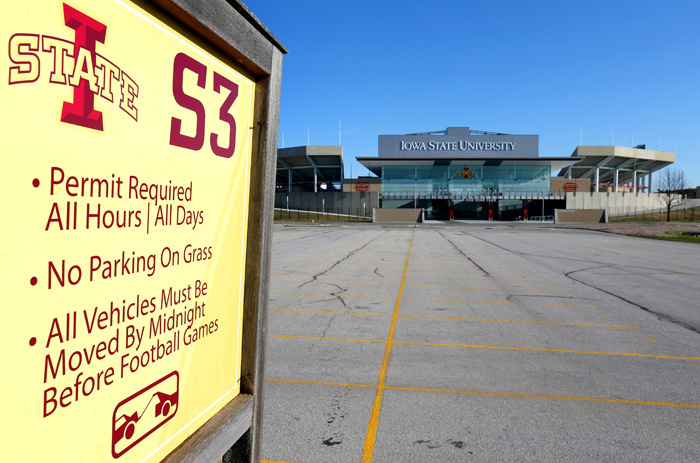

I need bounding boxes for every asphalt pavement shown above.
[261,223,700,463]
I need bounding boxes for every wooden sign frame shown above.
[147,1,285,461]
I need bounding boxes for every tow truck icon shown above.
[112,372,179,458]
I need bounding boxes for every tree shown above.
[656,168,688,221]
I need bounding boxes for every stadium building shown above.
[276,127,676,221]
[357,127,580,220]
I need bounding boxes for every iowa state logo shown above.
[7,3,139,131]
[562,181,579,192]
[456,167,476,179]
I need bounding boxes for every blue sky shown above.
[244,0,700,187]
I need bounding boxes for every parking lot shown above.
[261,224,700,462]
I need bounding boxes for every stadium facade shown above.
[276,127,676,221]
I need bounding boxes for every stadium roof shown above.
[276,145,343,191]
[558,146,675,186]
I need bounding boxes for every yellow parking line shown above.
[405,275,553,284]
[395,341,700,360]
[405,285,569,293]
[270,292,394,300]
[264,378,700,409]
[341,260,407,265]
[267,335,700,360]
[272,280,399,288]
[362,230,414,463]
[413,257,509,262]
[620,268,677,274]
[408,270,533,275]
[271,271,403,278]
[269,309,639,328]
[273,271,553,284]
[277,264,405,270]
[271,291,591,307]
[407,264,523,270]
[386,386,700,409]
[270,309,390,317]
[272,280,568,293]
[404,297,596,308]
[400,315,639,328]
[646,337,658,343]
[411,258,508,262]
[270,334,384,343]
[266,378,375,388]
[363,252,412,255]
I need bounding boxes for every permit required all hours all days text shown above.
[43,166,204,232]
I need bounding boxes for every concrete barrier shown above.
[555,209,607,223]
[566,192,665,216]
[373,208,423,223]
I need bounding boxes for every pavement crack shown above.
[462,231,694,276]
[463,231,700,334]
[319,311,338,340]
[439,231,490,276]
[318,291,352,339]
[466,302,488,318]
[564,267,700,335]
[299,231,388,289]
[331,289,350,308]
[327,283,347,293]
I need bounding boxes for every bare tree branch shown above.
[657,168,688,221]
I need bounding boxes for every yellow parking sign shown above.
[1,0,257,461]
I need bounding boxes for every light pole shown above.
[542,193,545,222]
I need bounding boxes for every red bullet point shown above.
[29,337,37,347]
[30,277,38,286]
[33,178,40,188]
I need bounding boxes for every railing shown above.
[274,207,372,222]
[526,215,555,222]
[379,191,564,200]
